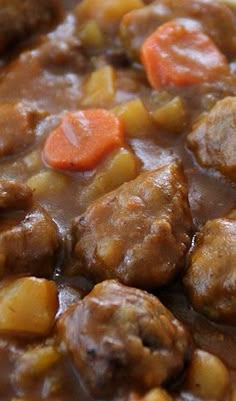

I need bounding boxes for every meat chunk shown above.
[58,280,191,398]
[0,202,60,278]
[72,163,192,289]
[120,0,236,60]
[0,0,62,54]
[0,179,32,210]
[187,97,236,182]
[0,102,46,158]
[184,218,236,324]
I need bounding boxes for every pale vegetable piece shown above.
[76,0,144,28]
[15,345,61,385]
[152,97,186,133]
[23,150,42,172]
[228,209,236,219]
[27,170,68,197]
[81,65,116,106]
[218,0,236,5]
[0,277,58,336]
[185,349,230,400]
[78,20,105,48]
[113,98,154,137]
[81,147,139,206]
[144,388,173,401]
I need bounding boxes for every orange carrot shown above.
[141,21,228,89]
[43,109,124,171]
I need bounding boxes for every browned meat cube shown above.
[187,97,236,182]
[184,218,236,324]
[72,163,192,289]
[0,179,32,210]
[0,180,60,278]
[0,0,62,54]
[0,102,46,158]
[120,0,236,61]
[58,280,191,398]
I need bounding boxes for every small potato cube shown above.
[78,20,105,49]
[81,147,139,205]
[152,97,186,133]
[27,170,68,197]
[82,65,116,106]
[228,209,236,219]
[144,388,173,401]
[23,150,42,172]
[185,349,230,400]
[15,345,61,385]
[0,277,58,336]
[113,98,154,137]
[76,0,144,28]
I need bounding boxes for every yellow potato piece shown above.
[82,65,116,106]
[15,345,61,385]
[76,0,144,28]
[144,388,173,401]
[27,170,68,197]
[0,277,58,336]
[185,349,230,400]
[113,98,154,137]
[152,97,186,134]
[78,20,105,49]
[81,147,139,206]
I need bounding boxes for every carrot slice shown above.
[141,21,228,89]
[43,109,124,171]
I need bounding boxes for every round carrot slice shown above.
[141,21,228,89]
[43,109,124,171]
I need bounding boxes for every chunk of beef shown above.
[184,218,236,324]
[58,280,191,398]
[0,179,32,210]
[0,102,46,158]
[72,163,192,289]
[0,202,60,278]
[120,0,236,60]
[187,97,236,182]
[0,0,62,54]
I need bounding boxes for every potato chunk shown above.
[76,0,144,29]
[152,97,186,133]
[27,170,68,197]
[15,345,61,385]
[81,65,116,106]
[81,147,139,206]
[113,98,154,137]
[185,350,230,400]
[78,20,105,49]
[0,277,58,336]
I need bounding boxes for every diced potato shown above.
[15,345,61,385]
[23,150,42,172]
[78,20,105,49]
[113,98,154,137]
[218,0,236,4]
[185,349,230,400]
[228,209,236,219]
[144,388,173,401]
[27,170,68,197]
[81,147,139,206]
[81,65,116,106]
[0,277,58,336]
[76,0,144,28]
[151,97,186,133]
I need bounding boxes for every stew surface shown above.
[0,1,236,401]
